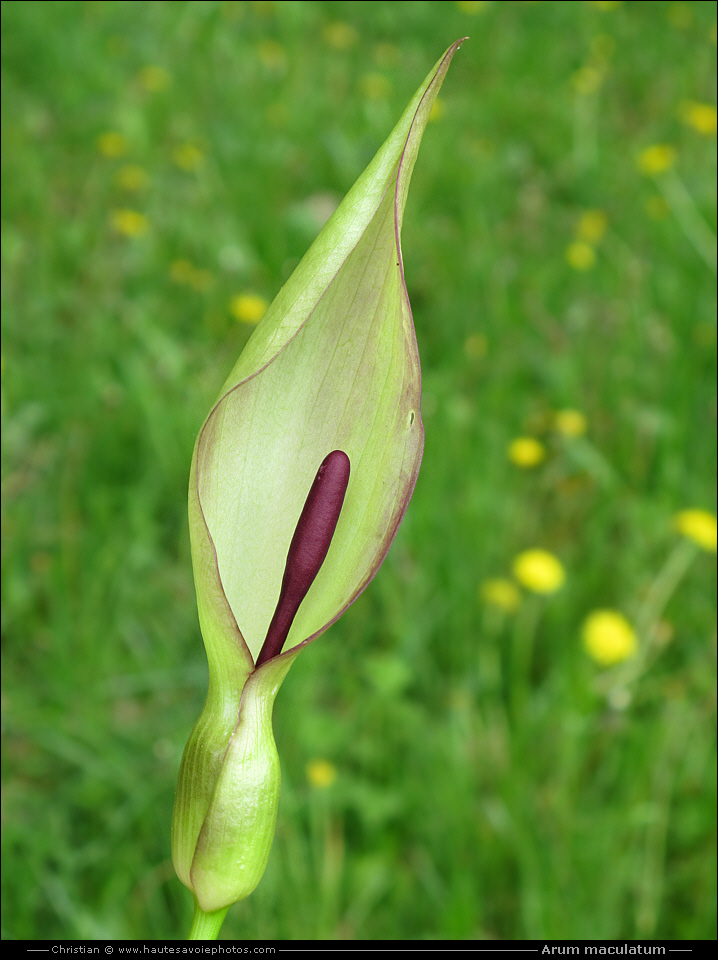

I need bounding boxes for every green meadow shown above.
[2,0,716,942]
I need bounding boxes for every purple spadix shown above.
[255,450,351,668]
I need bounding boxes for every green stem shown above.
[509,596,542,724]
[635,537,698,640]
[188,896,228,940]
[611,538,698,690]
[658,168,717,273]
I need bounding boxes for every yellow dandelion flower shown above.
[590,33,616,63]
[170,260,196,284]
[257,39,286,71]
[582,610,638,666]
[230,293,268,324]
[251,0,275,17]
[645,195,670,220]
[553,409,587,437]
[508,436,546,468]
[189,268,214,293]
[138,64,171,92]
[220,1,245,20]
[674,509,717,552]
[172,143,205,172]
[359,72,391,102]
[322,21,359,50]
[115,164,150,192]
[429,97,445,122]
[679,100,718,136]
[306,759,337,789]
[373,42,399,67]
[464,333,488,360]
[111,208,149,237]
[170,260,214,292]
[456,0,487,12]
[667,2,693,29]
[576,209,608,244]
[590,0,622,10]
[570,65,604,96]
[710,22,717,44]
[97,131,128,158]
[637,144,676,176]
[566,241,596,271]
[513,550,566,595]
[480,578,521,613]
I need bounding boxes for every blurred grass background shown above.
[2,0,716,942]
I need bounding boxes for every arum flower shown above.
[171,40,465,935]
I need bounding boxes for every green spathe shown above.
[172,39,465,915]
